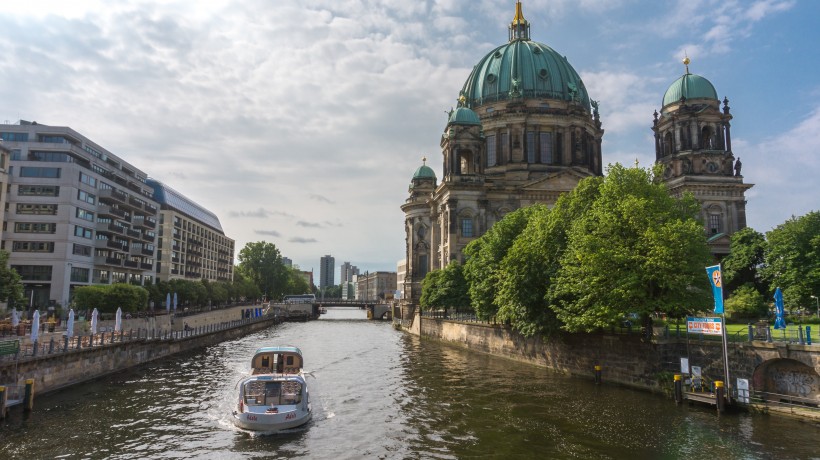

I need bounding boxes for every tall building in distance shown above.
[1,121,161,308]
[0,143,9,249]
[146,179,234,283]
[339,261,359,299]
[356,271,397,301]
[319,255,335,292]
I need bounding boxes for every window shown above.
[0,132,28,142]
[77,190,96,204]
[20,166,61,178]
[74,225,93,239]
[76,208,95,222]
[500,133,509,164]
[99,181,112,190]
[14,222,56,233]
[10,265,52,281]
[708,214,722,235]
[461,218,474,237]
[73,244,92,257]
[485,135,496,166]
[38,135,69,144]
[28,151,71,162]
[539,133,552,164]
[12,241,55,252]
[18,185,59,196]
[79,172,97,187]
[70,267,90,283]
[526,131,536,163]
[16,203,58,215]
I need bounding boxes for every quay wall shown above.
[1,313,275,395]
[418,317,820,395]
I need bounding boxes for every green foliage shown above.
[0,250,25,308]
[285,267,311,296]
[237,241,289,300]
[725,283,768,319]
[73,284,148,313]
[761,211,820,309]
[722,227,767,294]
[463,206,537,319]
[550,164,712,332]
[420,261,470,311]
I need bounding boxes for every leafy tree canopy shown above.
[0,250,25,309]
[761,211,820,308]
[420,261,470,311]
[237,241,289,300]
[722,227,767,294]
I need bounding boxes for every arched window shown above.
[701,126,714,150]
[680,126,690,150]
[706,205,723,235]
[664,132,674,156]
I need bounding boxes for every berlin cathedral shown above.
[401,2,752,305]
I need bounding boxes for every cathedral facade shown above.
[401,2,751,305]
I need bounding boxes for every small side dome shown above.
[662,73,718,108]
[413,164,436,180]
[447,107,481,126]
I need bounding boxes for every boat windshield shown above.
[243,380,303,406]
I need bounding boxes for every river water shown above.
[1,308,818,459]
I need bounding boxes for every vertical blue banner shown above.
[773,287,786,330]
[705,264,724,314]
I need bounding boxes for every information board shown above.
[687,316,723,335]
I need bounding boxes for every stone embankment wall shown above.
[417,316,820,395]
[1,306,274,395]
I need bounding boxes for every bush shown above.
[725,284,767,319]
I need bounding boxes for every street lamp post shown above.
[811,295,819,318]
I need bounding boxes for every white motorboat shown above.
[233,346,311,432]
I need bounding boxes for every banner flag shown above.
[705,264,724,314]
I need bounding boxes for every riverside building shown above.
[401,1,752,305]
[1,120,160,308]
[146,179,234,283]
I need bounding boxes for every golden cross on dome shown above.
[422,156,427,165]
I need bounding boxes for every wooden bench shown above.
[0,339,20,358]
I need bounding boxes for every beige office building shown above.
[147,179,234,283]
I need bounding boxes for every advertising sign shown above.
[687,316,723,335]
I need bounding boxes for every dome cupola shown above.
[662,57,718,109]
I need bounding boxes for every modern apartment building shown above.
[1,121,160,308]
[147,179,234,283]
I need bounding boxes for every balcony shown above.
[96,222,124,234]
[140,262,153,270]
[132,215,157,230]
[99,188,128,204]
[126,228,141,239]
[171,269,179,275]
[98,205,127,219]
[95,239,127,251]
[144,203,157,215]
[94,256,122,267]
[141,247,154,256]
[123,260,139,269]
[128,196,143,209]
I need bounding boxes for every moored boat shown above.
[232,346,311,432]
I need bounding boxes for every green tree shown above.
[496,178,603,336]
[725,283,768,319]
[73,284,148,313]
[237,241,289,300]
[284,267,311,296]
[0,250,25,309]
[722,227,767,294]
[761,211,820,308]
[463,206,538,319]
[551,164,712,332]
[419,261,470,311]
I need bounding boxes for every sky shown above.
[1,0,818,276]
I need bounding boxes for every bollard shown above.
[24,379,35,412]
[715,381,725,413]
[594,365,602,384]
[64,335,69,352]
[0,386,7,419]
[767,326,772,343]
[798,327,804,345]
[807,326,812,346]
[748,324,754,342]
[674,374,683,404]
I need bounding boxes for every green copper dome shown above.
[448,107,481,125]
[460,40,590,110]
[662,73,718,107]
[412,163,436,180]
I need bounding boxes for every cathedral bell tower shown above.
[653,57,753,257]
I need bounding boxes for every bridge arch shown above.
[752,358,820,404]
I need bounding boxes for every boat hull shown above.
[232,408,312,432]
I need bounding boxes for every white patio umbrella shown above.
[91,308,99,334]
[10,309,19,327]
[173,292,178,312]
[31,310,40,344]
[66,309,75,338]
[115,307,122,333]
[166,292,171,313]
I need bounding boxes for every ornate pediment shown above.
[519,169,591,192]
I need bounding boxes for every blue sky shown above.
[1,0,817,275]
